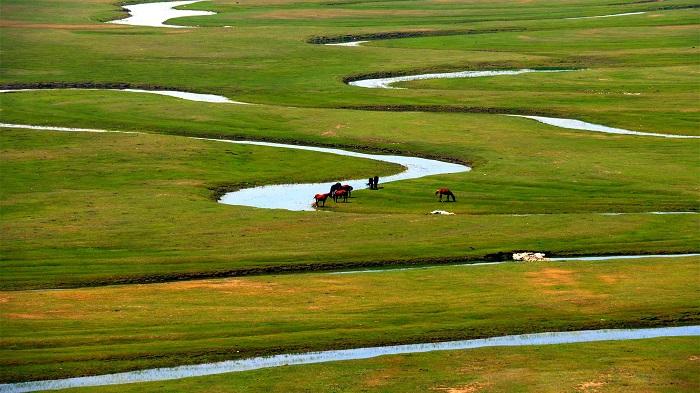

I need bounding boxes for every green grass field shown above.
[63,337,700,392]
[2,257,699,382]
[0,0,698,389]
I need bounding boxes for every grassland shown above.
[1,257,699,382]
[0,0,698,389]
[62,337,700,392]
[1,124,698,289]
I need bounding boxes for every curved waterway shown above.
[507,115,700,139]
[0,89,246,104]
[1,326,697,392]
[213,140,470,211]
[0,123,468,211]
[109,0,213,28]
[566,11,646,20]
[330,253,700,274]
[325,41,369,47]
[349,69,574,89]
[347,69,698,138]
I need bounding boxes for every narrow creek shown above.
[108,0,213,28]
[2,326,698,393]
[0,89,246,104]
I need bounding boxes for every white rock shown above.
[513,252,547,262]
[430,210,455,215]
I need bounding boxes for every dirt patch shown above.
[256,9,428,19]
[526,268,577,286]
[363,357,403,387]
[597,274,627,284]
[433,382,490,393]
[0,21,125,30]
[165,279,279,293]
[576,374,612,393]
[5,313,48,319]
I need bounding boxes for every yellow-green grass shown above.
[1,257,698,382]
[0,0,698,389]
[1,0,698,134]
[2,121,698,289]
[62,337,700,393]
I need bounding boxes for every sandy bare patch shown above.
[165,279,280,293]
[5,313,48,319]
[526,268,576,286]
[0,21,125,30]
[597,274,627,284]
[254,9,428,19]
[433,382,490,393]
[363,357,402,387]
[576,373,611,392]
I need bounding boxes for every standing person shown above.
[367,177,374,189]
[373,175,379,190]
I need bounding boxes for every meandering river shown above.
[2,326,698,393]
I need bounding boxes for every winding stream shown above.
[109,0,213,28]
[330,253,700,274]
[0,89,245,104]
[2,326,697,393]
[348,69,574,89]
[206,140,469,211]
[507,115,700,139]
[0,123,469,211]
[566,11,647,20]
[325,41,369,47]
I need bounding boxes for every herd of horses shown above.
[312,181,456,207]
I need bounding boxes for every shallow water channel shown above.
[109,0,213,28]
[213,140,470,211]
[2,326,698,392]
[349,69,574,89]
[0,89,244,104]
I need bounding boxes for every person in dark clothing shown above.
[367,177,374,189]
[373,176,379,190]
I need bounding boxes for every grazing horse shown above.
[340,184,353,197]
[329,182,342,195]
[333,189,348,203]
[313,193,330,207]
[435,188,456,202]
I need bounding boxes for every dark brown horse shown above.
[340,184,353,197]
[435,188,456,202]
[313,193,331,207]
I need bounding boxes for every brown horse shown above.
[333,189,348,203]
[340,184,353,197]
[435,188,456,202]
[314,193,331,207]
